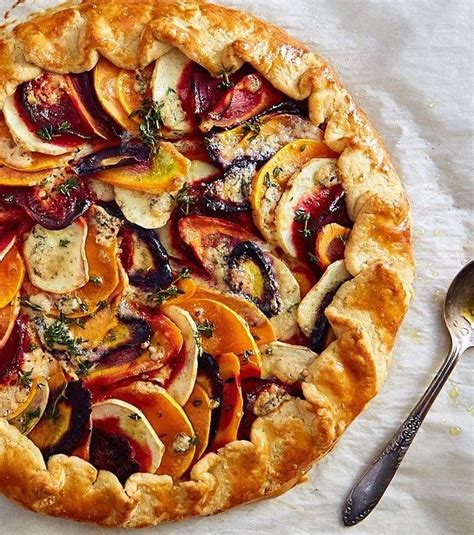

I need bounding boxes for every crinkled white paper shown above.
[0,0,472,533]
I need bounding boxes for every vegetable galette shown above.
[0,0,414,527]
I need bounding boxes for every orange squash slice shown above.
[0,246,25,308]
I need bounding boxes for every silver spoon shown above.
[342,260,474,526]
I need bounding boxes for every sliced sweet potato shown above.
[102,381,196,480]
[93,57,138,132]
[192,287,276,345]
[0,296,20,350]
[251,139,337,244]
[183,383,212,462]
[0,246,25,308]
[94,142,190,194]
[178,298,261,378]
[210,353,243,451]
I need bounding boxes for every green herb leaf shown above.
[175,185,197,216]
[17,369,34,389]
[131,99,163,151]
[59,239,70,247]
[57,176,79,197]
[196,319,215,338]
[128,412,142,421]
[36,122,71,142]
[22,407,41,432]
[217,69,234,90]
[294,209,312,238]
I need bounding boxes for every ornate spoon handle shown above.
[342,344,462,526]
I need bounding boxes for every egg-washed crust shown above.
[0,0,414,527]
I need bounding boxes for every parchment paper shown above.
[0,1,472,533]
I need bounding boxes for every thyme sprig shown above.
[243,118,261,140]
[174,184,197,216]
[57,176,79,197]
[294,209,312,238]
[36,121,71,142]
[43,317,86,356]
[17,369,33,389]
[131,99,164,151]
[147,268,192,305]
[217,69,234,90]
[196,319,215,338]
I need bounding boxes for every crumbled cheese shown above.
[172,432,196,454]
[253,384,291,417]
[91,205,120,246]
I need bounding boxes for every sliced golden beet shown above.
[0,114,71,172]
[29,381,92,459]
[0,296,19,350]
[251,139,337,244]
[192,286,276,346]
[93,57,138,132]
[94,142,190,194]
[315,223,351,271]
[0,246,25,308]
[159,277,196,307]
[117,66,152,118]
[210,353,243,451]
[178,298,261,377]
[102,381,196,480]
[183,383,212,462]
[69,305,118,350]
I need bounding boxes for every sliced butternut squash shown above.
[117,65,152,118]
[73,208,120,315]
[69,305,118,349]
[8,377,50,435]
[178,298,261,377]
[93,58,138,132]
[0,246,25,308]
[103,381,196,479]
[210,353,243,451]
[183,383,212,462]
[192,287,276,345]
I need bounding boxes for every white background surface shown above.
[0,0,473,533]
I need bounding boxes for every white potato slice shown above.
[114,187,174,229]
[162,305,200,406]
[269,255,301,341]
[275,158,338,257]
[260,341,317,384]
[297,259,351,337]
[92,399,164,473]
[89,179,114,201]
[23,219,89,294]
[3,95,74,156]
[187,160,220,182]
[152,48,192,132]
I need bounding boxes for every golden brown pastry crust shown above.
[0,0,414,527]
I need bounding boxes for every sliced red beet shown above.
[0,319,26,383]
[18,73,94,144]
[72,139,151,177]
[89,427,140,483]
[200,72,285,131]
[0,205,27,257]
[0,178,91,231]
[68,72,118,139]
[291,184,352,266]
